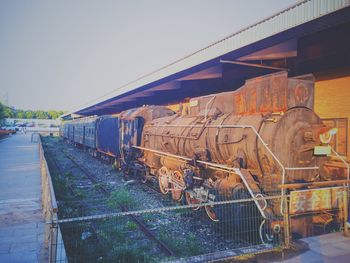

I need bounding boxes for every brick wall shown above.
[314,75,350,161]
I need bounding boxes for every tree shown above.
[36,110,49,119]
[0,102,4,122]
[16,110,25,119]
[25,111,35,119]
[3,107,14,118]
[0,106,65,120]
[47,110,64,119]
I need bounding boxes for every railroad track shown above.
[61,151,176,257]
[44,138,263,261]
[44,151,105,261]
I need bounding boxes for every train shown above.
[61,71,348,240]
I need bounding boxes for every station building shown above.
[64,0,350,162]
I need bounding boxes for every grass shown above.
[92,182,105,191]
[107,188,135,208]
[157,225,204,257]
[125,220,138,231]
[95,219,156,263]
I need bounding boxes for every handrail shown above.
[204,96,215,121]
[285,167,319,170]
[134,145,268,218]
[279,179,350,189]
[141,123,349,215]
[144,124,286,176]
[331,148,350,187]
[144,123,288,214]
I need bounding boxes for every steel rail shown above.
[63,153,176,257]
[44,148,103,256]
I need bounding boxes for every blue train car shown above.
[119,108,144,148]
[96,116,120,157]
[68,122,75,141]
[83,117,98,149]
[61,122,69,138]
[73,121,84,145]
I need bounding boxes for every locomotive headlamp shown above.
[320,128,338,144]
[313,128,337,156]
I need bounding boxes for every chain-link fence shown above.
[48,187,350,263]
[49,194,284,263]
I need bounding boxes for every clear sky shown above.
[0,0,296,111]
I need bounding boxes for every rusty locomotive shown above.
[61,71,348,239]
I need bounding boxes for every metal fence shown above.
[46,187,350,263]
[39,137,68,263]
[48,194,284,263]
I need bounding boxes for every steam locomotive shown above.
[61,72,347,239]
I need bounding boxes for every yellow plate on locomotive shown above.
[313,145,331,156]
[289,186,345,215]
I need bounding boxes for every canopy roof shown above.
[64,0,350,118]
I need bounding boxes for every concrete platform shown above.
[0,134,47,263]
[275,232,350,263]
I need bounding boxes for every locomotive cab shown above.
[118,106,175,173]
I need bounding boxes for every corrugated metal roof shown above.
[67,0,350,117]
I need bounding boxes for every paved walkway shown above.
[275,232,350,263]
[0,133,47,263]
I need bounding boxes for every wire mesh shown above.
[50,194,283,263]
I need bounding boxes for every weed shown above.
[157,225,204,257]
[125,220,138,231]
[75,189,86,199]
[107,188,135,208]
[93,183,104,191]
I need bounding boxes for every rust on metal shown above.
[289,187,346,214]
[279,179,350,189]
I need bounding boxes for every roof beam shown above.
[220,59,289,71]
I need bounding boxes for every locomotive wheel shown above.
[170,171,185,201]
[205,205,219,222]
[158,166,169,195]
[185,191,201,211]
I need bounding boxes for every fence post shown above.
[283,194,291,248]
[343,186,349,237]
[49,219,58,263]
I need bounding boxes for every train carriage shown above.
[73,121,84,145]
[67,122,74,141]
[83,117,98,149]
[96,115,120,158]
